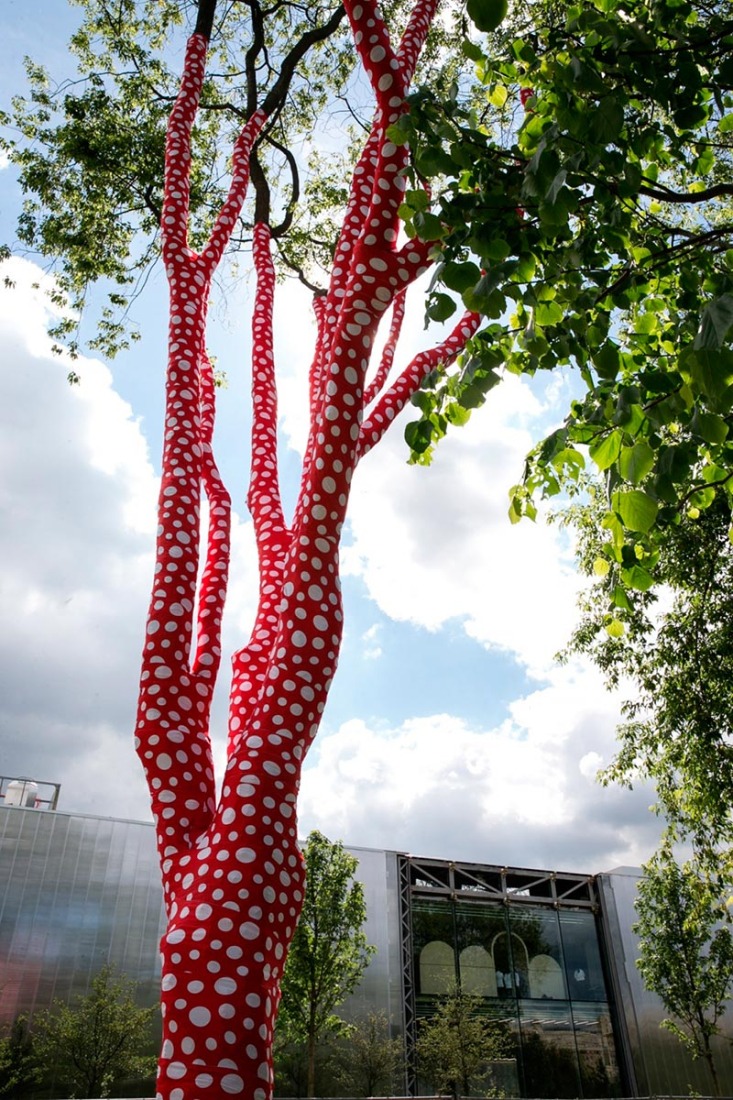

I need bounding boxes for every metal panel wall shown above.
[597,868,733,1097]
[0,804,164,1022]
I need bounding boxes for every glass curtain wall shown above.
[411,897,620,1098]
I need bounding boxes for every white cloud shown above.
[0,260,258,821]
[0,260,161,818]
[300,661,659,871]
[342,369,580,679]
[361,624,383,660]
[0,152,9,172]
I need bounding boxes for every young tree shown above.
[635,843,733,1098]
[333,1012,405,1098]
[561,490,733,849]
[276,832,375,1098]
[34,966,157,1099]
[416,987,513,1099]
[0,1016,39,1099]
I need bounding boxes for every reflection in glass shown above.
[420,941,454,994]
[411,894,620,1097]
[518,999,581,1098]
[412,898,455,997]
[571,1002,620,1095]
[459,944,496,996]
[559,910,607,1002]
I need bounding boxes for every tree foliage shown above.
[34,966,157,1099]
[635,842,733,1097]
[416,987,514,1099]
[333,1011,405,1097]
[562,488,733,847]
[401,0,733,602]
[0,0,464,360]
[0,1016,39,1099]
[277,832,375,1098]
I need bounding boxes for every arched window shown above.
[460,944,496,996]
[491,932,530,997]
[420,941,454,994]
[528,954,566,999]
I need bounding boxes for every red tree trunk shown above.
[134,6,479,1099]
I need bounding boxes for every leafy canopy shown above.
[561,488,733,846]
[400,0,733,601]
[34,966,157,1099]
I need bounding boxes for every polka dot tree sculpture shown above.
[135,1,479,1097]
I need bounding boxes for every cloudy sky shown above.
[0,2,660,873]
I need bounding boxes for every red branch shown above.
[358,309,482,460]
[364,291,406,406]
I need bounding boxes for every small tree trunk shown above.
[703,1040,722,1098]
[306,1030,317,1099]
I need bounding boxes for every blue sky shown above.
[0,1,661,871]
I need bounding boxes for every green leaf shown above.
[413,211,447,241]
[404,419,433,454]
[592,96,624,143]
[694,295,733,351]
[690,409,729,444]
[427,293,457,322]
[488,84,508,108]
[467,0,509,33]
[442,261,482,294]
[685,348,733,408]
[618,441,655,485]
[445,402,472,426]
[613,489,659,533]
[593,341,621,380]
[621,563,655,591]
[590,429,623,471]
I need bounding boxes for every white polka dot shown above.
[190,1006,211,1027]
[222,1074,245,1094]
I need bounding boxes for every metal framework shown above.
[398,855,419,1096]
[405,855,599,909]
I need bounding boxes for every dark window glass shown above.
[518,1000,581,1098]
[559,910,608,1003]
[571,1001,620,1097]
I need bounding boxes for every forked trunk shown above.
[135,4,479,1098]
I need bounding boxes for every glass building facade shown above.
[2,803,733,1097]
[402,858,620,1098]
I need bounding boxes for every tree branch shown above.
[640,178,733,204]
[195,0,218,39]
[261,6,347,117]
